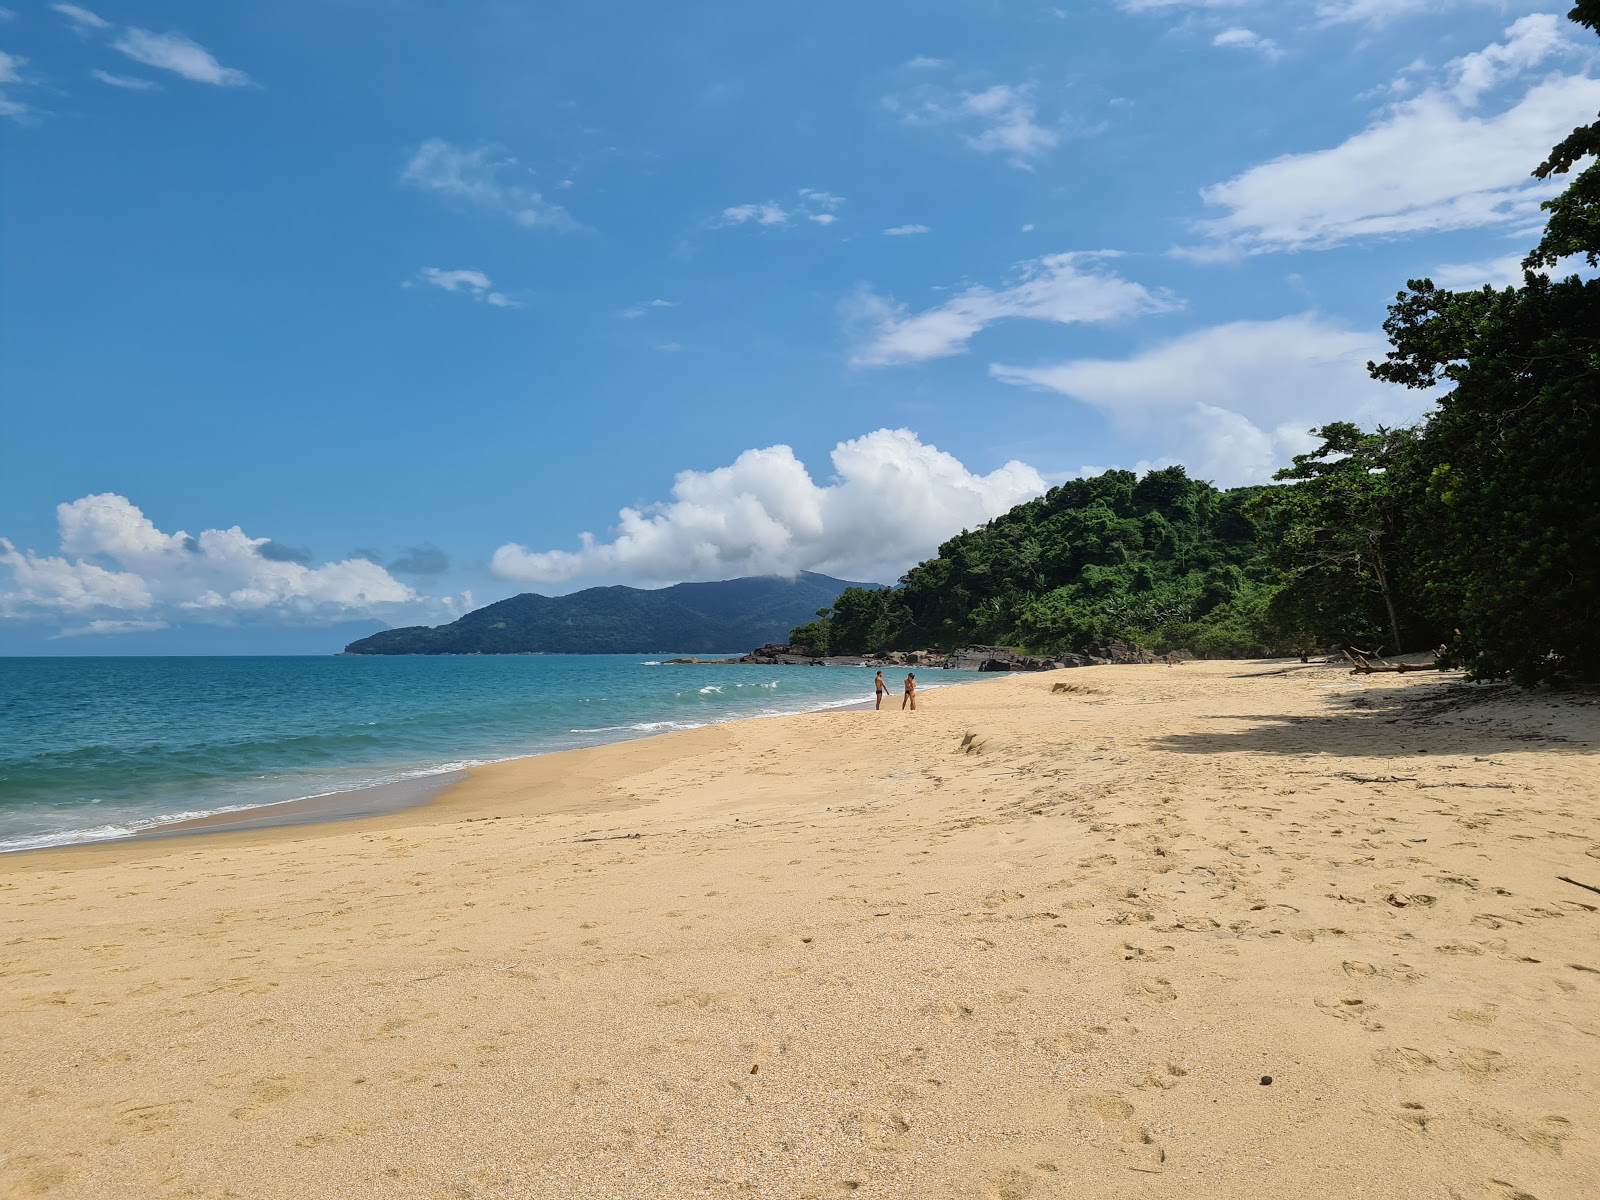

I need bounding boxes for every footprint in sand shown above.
[1453,1047,1508,1075]
[1134,1061,1188,1091]
[1136,976,1177,1003]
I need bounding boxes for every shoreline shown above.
[1,679,939,857]
[4,662,1594,1199]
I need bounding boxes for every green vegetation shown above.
[345,573,876,656]
[793,3,1598,686]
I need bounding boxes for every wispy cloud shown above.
[905,55,948,70]
[411,267,520,309]
[1212,28,1283,60]
[621,299,677,318]
[885,224,931,236]
[0,48,30,119]
[400,139,576,231]
[847,252,1178,368]
[717,189,845,229]
[91,68,157,91]
[885,81,1061,168]
[720,201,790,226]
[990,314,1428,485]
[50,3,108,32]
[1316,0,1502,27]
[1189,17,1597,256]
[113,28,250,86]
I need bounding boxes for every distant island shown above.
[342,573,880,655]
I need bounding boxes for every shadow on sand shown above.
[1145,679,1584,759]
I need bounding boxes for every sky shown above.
[2,0,1597,653]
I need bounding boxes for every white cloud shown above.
[1212,28,1283,60]
[1192,19,1598,255]
[1429,248,1594,289]
[113,28,250,86]
[1448,13,1567,104]
[906,56,948,69]
[0,495,454,634]
[885,224,931,236]
[92,68,157,90]
[414,266,519,308]
[718,189,844,229]
[990,314,1434,485]
[0,49,29,119]
[1429,251,1528,290]
[886,81,1060,168]
[50,3,108,32]
[400,139,576,231]
[721,201,790,226]
[1316,0,1502,26]
[490,429,1047,586]
[847,251,1179,368]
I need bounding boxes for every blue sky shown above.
[2,0,1597,653]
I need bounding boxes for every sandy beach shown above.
[2,661,1596,1199]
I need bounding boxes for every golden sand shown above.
[2,662,1596,1199]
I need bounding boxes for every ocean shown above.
[0,655,988,853]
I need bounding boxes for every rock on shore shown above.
[730,640,1187,671]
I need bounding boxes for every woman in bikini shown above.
[902,672,917,711]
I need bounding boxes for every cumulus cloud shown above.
[50,3,108,32]
[1191,17,1598,255]
[0,495,455,635]
[491,429,1048,586]
[113,28,250,86]
[847,252,1178,368]
[1212,28,1282,60]
[886,81,1060,168]
[990,314,1434,485]
[412,266,519,308]
[401,139,576,231]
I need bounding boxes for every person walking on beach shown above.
[875,670,887,710]
[902,672,917,711]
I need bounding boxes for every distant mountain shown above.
[342,573,880,655]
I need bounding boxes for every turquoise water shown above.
[0,655,988,852]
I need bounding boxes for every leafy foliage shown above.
[796,467,1305,659]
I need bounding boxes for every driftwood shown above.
[1558,875,1600,898]
[1343,648,1447,675]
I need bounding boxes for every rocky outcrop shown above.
[1081,640,1159,665]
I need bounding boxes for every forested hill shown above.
[342,573,878,655]
[790,467,1288,660]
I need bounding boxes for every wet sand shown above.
[134,771,468,840]
[1,661,1596,1199]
